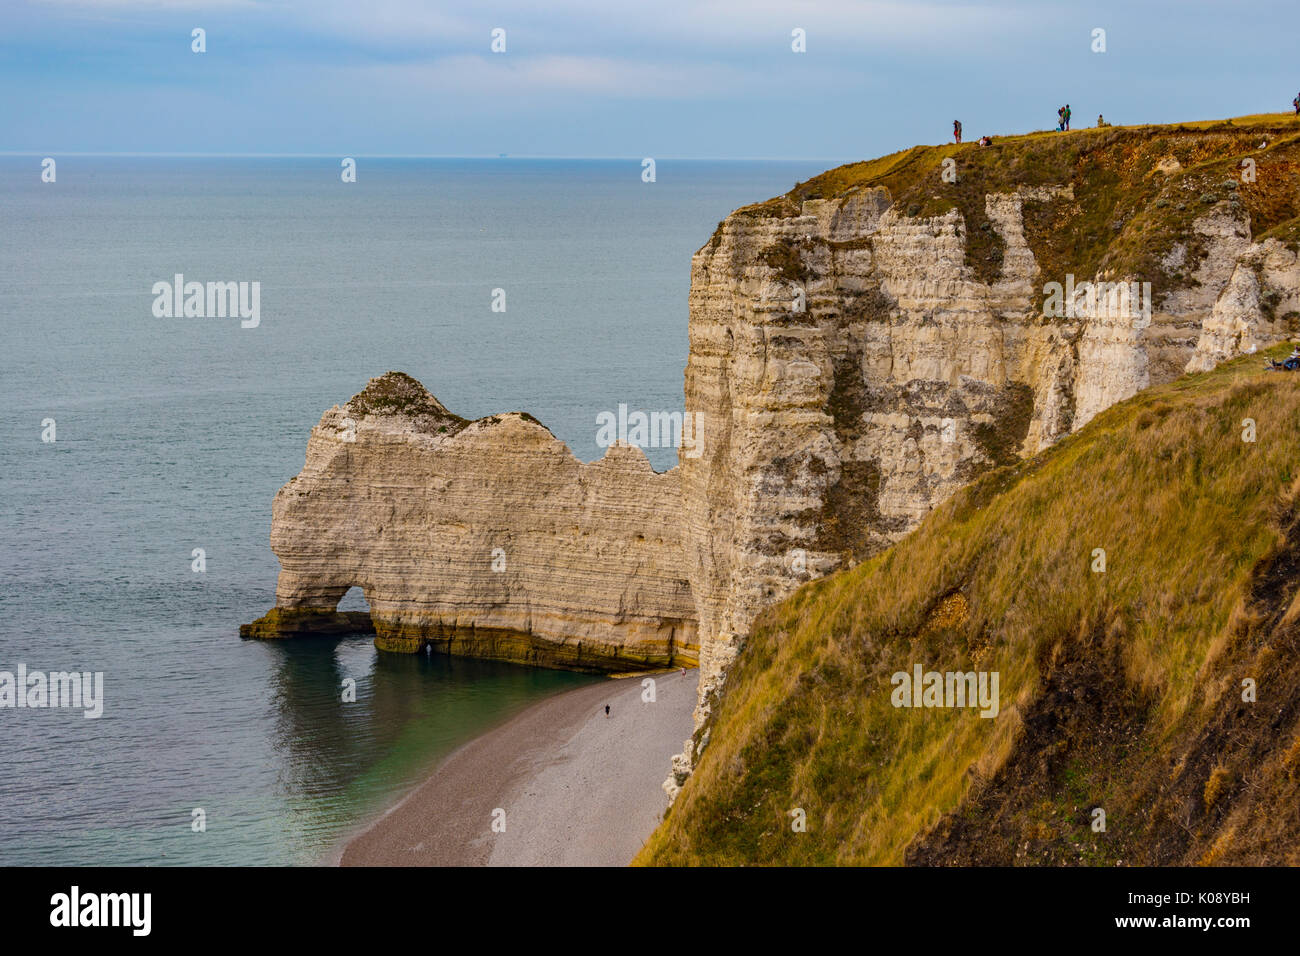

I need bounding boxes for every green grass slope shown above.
[639,343,1300,865]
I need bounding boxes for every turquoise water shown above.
[0,156,828,865]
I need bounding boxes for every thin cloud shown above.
[345,54,759,99]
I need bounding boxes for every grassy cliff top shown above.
[346,371,559,439]
[639,342,1300,866]
[346,371,468,430]
[720,113,1300,294]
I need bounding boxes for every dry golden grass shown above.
[723,113,1300,293]
[638,344,1300,865]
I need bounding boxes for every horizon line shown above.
[0,151,857,162]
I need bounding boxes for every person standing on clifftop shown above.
[1294,92,1300,116]
[1064,104,1072,130]
[953,120,962,144]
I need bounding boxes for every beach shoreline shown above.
[335,667,698,866]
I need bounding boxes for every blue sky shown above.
[2,0,1295,159]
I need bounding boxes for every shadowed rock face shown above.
[243,373,697,673]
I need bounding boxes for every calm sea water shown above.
[0,156,828,865]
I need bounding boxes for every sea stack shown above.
[242,371,698,672]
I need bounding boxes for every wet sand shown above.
[338,668,698,866]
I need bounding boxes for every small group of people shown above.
[1266,345,1300,371]
[948,88,1299,162]
[952,121,993,147]
[954,103,1073,144]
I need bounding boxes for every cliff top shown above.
[342,371,581,449]
[348,372,463,420]
[341,371,473,437]
[716,113,1300,297]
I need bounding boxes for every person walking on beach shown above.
[604,704,610,717]
[681,667,687,679]
[953,119,962,144]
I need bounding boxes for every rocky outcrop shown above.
[243,372,697,672]
[1184,234,1300,371]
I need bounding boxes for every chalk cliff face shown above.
[244,122,1300,798]
[668,124,1300,793]
[242,372,697,672]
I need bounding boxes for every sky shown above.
[1,0,1296,159]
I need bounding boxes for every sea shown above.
[0,156,829,865]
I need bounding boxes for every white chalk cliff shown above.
[666,125,1300,795]
[243,123,1300,799]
